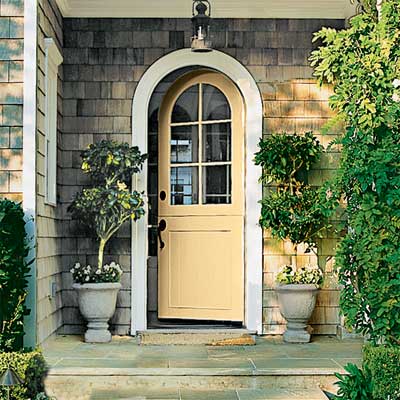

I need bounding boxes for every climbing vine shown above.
[310,1,400,345]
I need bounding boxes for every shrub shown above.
[0,350,48,400]
[333,363,373,400]
[68,140,147,283]
[0,200,31,352]
[363,344,400,400]
[254,131,336,249]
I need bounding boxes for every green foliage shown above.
[69,140,147,279]
[81,140,146,186]
[0,200,31,352]
[254,131,323,187]
[363,344,400,400]
[333,363,373,400]
[310,1,400,345]
[70,185,145,243]
[310,3,400,132]
[254,132,336,247]
[0,350,48,400]
[351,0,378,16]
[276,264,323,286]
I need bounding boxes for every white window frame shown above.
[44,38,63,206]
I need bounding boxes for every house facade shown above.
[1,0,356,346]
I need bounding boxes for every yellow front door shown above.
[158,71,244,322]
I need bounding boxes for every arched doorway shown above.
[158,70,245,323]
[131,49,263,334]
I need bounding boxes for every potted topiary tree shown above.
[254,131,336,343]
[68,140,147,343]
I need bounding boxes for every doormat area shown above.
[138,329,257,345]
[208,334,256,346]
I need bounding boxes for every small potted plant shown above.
[254,131,336,343]
[68,140,147,343]
[275,264,323,343]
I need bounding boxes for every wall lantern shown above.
[191,0,212,52]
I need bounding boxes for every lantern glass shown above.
[191,1,212,52]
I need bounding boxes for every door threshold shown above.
[139,328,255,334]
[147,318,244,330]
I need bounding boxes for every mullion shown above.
[198,83,203,205]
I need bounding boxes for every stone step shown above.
[89,388,328,399]
[46,367,336,399]
[137,329,257,345]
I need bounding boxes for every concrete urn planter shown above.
[73,282,121,343]
[275,284,319,343]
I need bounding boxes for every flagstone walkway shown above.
[43,335,363,399]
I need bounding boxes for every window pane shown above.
[171,125,198,164]
[202,84,231,121]
[202,123,231,162]
[172,85,199,123]
[202,165,232,204]
[171,167,199,205]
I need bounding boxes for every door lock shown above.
[158,219,167,250]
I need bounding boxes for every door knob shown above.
[158,219,166,250]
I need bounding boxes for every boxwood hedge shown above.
[0,350,48,400]
[363,344,400,400]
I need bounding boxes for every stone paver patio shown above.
[43,335,363,399]
[44,334,362,370]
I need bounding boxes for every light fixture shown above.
[0,368,24,400]
[191,1,212,52]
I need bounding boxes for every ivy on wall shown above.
[310,1,400,345]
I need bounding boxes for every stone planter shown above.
[73,282,121,343]
[275,284,319,343]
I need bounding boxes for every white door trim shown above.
[131,48,263,334]
[23,0,38,347]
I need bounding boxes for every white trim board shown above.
[23,0,38,348]
[57,0,356,19]
[131,49,263,335]
[43,38,63,206]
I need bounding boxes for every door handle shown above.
[158,219,167,250]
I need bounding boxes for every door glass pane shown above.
[171,166,199,205]
[202,165,231,204]
[171,125,198,163]
[202,84,231,121]
[202,123,231,162]
[172,85,199,123]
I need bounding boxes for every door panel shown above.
[159,216,244,321]
[158,71,244,322]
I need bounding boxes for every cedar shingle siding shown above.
[0,0,23,201]
[60,17,345,336]
[36,0,64,343]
